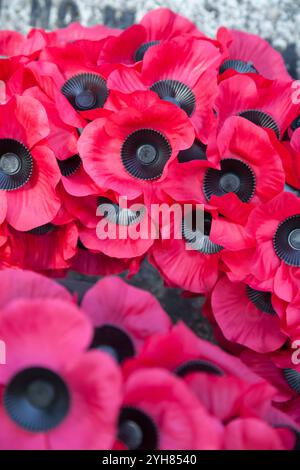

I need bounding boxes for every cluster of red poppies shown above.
[0,269,298,450]
[1,7,300,449]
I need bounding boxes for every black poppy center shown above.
[61,73,109,111]
[283,369,300,395]
[0,139,33,191]
[90,325,135,363]
[246,286,276,315]
[291,115,300,132]
[203,158,256,202]
[238,109,280,138]
[4,367,70,432]
[150,79,195,116]
[219,59,258,75]
[273,215,300,266]
[134,41,160,62]
[98,197,144,226]
[58,154,82,177]
[27,223,55,236]
[182,210,223,254]
[175,360,224,377]
[178,139,207,163]
[118,407,159,450]
[121,129,171,180]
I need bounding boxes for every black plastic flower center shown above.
[61,73,109,111]
[121,129,171,180]
[118,407,159,450]
[150,79,196,116]
[291,115,300,132]
[58,154,82,177]
[0,139,33,191]
[203,158,256,202]
[27,223,55,236]
[238,109,280,138]
[178,139,207,163]
[98,197,145,226]
[4,367,70,432]
[273,215,300,266]
[182,210,223,254]
[134,41,160,62]
[219,59,258,75]
[90,325,135,363]
[246,286,276,315]
[283,369,300,395]
[175,360,224,377]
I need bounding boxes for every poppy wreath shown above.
[1,7,300,450]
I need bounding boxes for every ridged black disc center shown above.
[58,154,82,177]
[4,367,70,432]
[203,158,256,202]
[246,286,276,315]
[273,215,300,266]
[61,73,109,111]
[283,369,300,395]
[150,79,196,116]
[0,139,33,191]
[27,223,55,236]
[134,41,160,62]
[90,325,135,363]
[238,109,280,138]
[97,197,145,226]
[121,129,171,180]
[219,59,258,75]
[118,407,159,450]
[182,210,223,254]
[175,360,224,377]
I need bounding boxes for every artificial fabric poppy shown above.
[211,275,286,353]
[78,90,194,203]
[217,27,291,81]
[107,37,222,142]
[0,95,61,231]
[0,298,122,449]
[81,276,172,364]
[98,8,200,65]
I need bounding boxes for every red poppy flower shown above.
[78,90,194,202]
[81,276,171,363]
[0,29,47,58]
[0,298,122,449]
[215,74,299,139]
[0,95,61,231]
[217,27,291,81]
[224,192,300,302]
[116,368,222,450]
[211,275,286,353]
[98,8,200,65]
[107,37,222,142]
[7,221,78,272]
[150,207,251,294]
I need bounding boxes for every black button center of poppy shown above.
[90,325,135,363]
[118,407,159,450]
[0,152,21,175]
[288,229,300,250]
[26,379,55,409]
[75,89,96,110]
[219,172,241,193]
[4,367,70,432]
[136,144,157,165]
[164,96,181,108]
